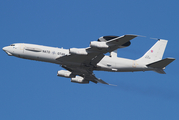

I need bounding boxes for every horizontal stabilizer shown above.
[147,58,175,68]
[154,69,166,74]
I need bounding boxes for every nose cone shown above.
[2,46,8,51]
[2,46,12,56]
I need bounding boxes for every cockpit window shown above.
[10,44,15,46]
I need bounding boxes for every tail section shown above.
[136,39,168,64]
[136,39,175,74]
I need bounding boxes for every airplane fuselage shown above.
[3,34,175,85]
[3,43,148,72]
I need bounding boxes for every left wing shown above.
[56,34,137,67]
[56,35,137,85]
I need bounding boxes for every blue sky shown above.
[0,0,179,120]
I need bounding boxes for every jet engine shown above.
[57,70,73,78]
[71,76,89,84]
[69,48,88,55]
[90,41,109,49]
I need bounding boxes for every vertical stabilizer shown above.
[136,39,168,64]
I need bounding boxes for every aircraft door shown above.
[20,44,24,53]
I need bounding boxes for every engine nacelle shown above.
[57,70,73,78]
[90,41,109,49]
[71,76,89,84]
[69,48,88,55]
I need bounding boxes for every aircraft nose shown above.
[2,46,7,51]
[2,46,13,56]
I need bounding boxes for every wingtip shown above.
[125,34,138,37]
[108,84,117,86]
[166,57,175,61]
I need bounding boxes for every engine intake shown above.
[71,76,89,84]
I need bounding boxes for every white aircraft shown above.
[3,35,175,85]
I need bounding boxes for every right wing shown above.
[61,65,116,86]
